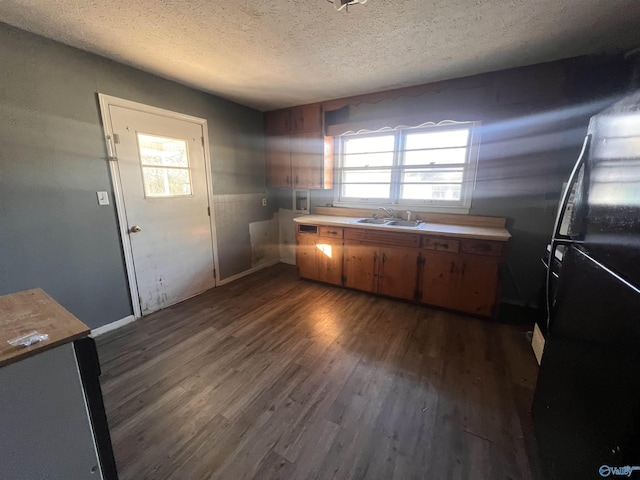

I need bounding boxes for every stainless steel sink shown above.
[355,218,389,224]
[354,218,423,228]
[386,220,424,227]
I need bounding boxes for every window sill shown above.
[332,201,471,215]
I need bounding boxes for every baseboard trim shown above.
[90,315,136,337]
[217,259,281,286]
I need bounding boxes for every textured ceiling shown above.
[1,1,640,111]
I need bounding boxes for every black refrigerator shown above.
[533,90,640,479]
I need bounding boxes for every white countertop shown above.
[294,215,511,242]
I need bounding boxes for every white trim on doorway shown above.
[97,94,221,319]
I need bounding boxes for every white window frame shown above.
[334,121,481,215]
[137,133,194,198]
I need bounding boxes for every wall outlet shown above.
[262,198,267,207]
[97,191,110,206]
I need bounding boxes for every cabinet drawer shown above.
[344,228,420,248]
[460,239,504,257]
[421,237,459,252]
[297,224,318,235]
[319,226,343,239]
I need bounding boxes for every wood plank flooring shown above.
[97,264,541,480]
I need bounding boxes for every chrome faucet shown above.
[378,206,396,218]
[406,211,412,221]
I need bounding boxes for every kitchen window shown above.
[335,122,480,213]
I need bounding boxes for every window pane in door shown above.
[137,133,192,197]
[142,167,192,197]
[138,134,189,167]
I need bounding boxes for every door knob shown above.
[130,225,142,233]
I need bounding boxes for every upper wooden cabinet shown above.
[264,109,291,135]
[264,103,333,189]
[265,135,291,188]
[291,104,322,133]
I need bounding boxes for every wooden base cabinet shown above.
[344,243,419,300]
[296,234,319,280]
[419,250,459,311]
[296,222,506,318]
[344,243,378,293]
[454,254,501,317]
[377,246,420,300]
[296,226,344,286]
[419,250,502,317]
[315,237,343,286]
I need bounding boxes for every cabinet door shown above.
[378,246,419,300]
[420,250,460,310]
[455,254,501,317]
[316,238,343,286]
[291,104,321,133]
[265,135,291,188]
[264,109,291,134]
[296,234,318,279]
[290,132,323,189]
[344,243,378,293]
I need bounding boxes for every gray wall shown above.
[271,58,628,307]
[0,23,270,329]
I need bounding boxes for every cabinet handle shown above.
[434,242,449,249]
[477,243,491,251]
[382,252,387,263]
[295,175,299,185]
[450,262,455,274]
[327,231,338,235]
[286,174,290,186]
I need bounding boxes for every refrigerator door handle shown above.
[552,134,591,241]
[546,134,591,331]
[545,242,563,331]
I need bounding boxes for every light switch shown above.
[97,191,110,206]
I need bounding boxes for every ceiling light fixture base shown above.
[327,0,367,12]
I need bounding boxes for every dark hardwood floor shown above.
[97,264,541,480]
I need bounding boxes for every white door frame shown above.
[97,94,221,319]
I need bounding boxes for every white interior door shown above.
[108,105,215,315]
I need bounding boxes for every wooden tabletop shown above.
[0,289,90,369]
